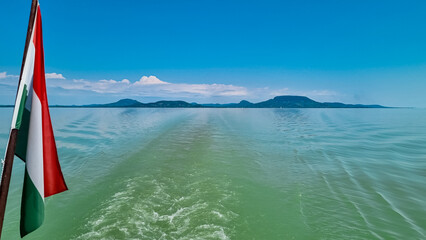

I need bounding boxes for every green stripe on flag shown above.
[15,107,31,161]
[20,169,44,237]
[15,84,28,129]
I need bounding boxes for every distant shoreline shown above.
[0,95,390,109]
[0,106,398,109]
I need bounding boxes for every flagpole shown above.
[0,0,38,238]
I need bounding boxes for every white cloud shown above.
[135,76,169,85]
[1,71,66,80]
[268,88,336,97]
[1,70,344,104]
[45,73,65,79]
[0,72,19,88]
[67,79,131,93]
[161,83,247,96]
[0,72,18,79]
[42,74,342,103]
[50,75,249,99]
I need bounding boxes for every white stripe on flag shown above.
[25,91,44,200]
[11,42,36,128]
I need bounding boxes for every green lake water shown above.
[0,108,425,239]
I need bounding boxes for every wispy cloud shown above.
[0,72,18,79]
[268,88,337,98]
[45,74,341,103]
[45,73,65,79]
[1,70,339,103]
[0,72,19,90]
[50,75,249,99]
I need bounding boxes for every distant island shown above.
[39,95,386,108]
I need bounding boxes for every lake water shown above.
[0,108,425,239]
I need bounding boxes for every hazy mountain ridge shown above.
[72,95,386,108]
[0,95,387,108]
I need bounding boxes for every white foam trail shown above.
[377,191,425,238]
[350,201,384,240]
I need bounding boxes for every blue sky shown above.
[1,0,425,106]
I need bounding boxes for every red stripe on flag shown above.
[33,6,68,197]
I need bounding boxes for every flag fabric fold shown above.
[10,2,67,237]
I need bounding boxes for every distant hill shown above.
[80,99,202,108]
[146,101,201,108]
[87,99,142,107]
[69,95,385,108]
[252,96,384,108]
[256,96,319,108]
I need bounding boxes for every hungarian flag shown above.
[10,2,67,237]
